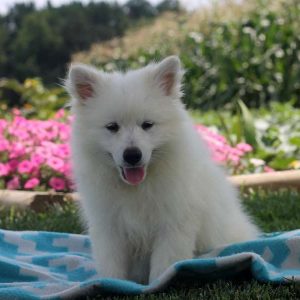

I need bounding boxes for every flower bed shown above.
[0,110,257,192]
[0,110,72,191]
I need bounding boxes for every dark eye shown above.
[105,122,120,133]
[141,121,154,131]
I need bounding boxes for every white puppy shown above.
[66,56,259,284]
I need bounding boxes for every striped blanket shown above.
[0,229,299,299]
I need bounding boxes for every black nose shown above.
[123,147,142,165]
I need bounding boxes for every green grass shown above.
[1,189,300,299]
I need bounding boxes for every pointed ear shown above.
[154,56,183,97]
[65,63,100,103]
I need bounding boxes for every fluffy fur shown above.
[66,56,259,284]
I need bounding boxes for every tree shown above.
[0,0,176,84]
[10,12,63,82]
[0,18,8,75]
[156,0,181,12]
[125,0,157,19]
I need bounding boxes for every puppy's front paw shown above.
[149,231,195,283]
[149,264,169,283]
[90,232,128,281]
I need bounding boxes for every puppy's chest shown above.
[119,200,159,237]
[115,195,164,248]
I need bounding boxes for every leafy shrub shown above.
[0,78,67,119]
[85,0,300,109]
[192,102,300,171]
[182,1,300,109]
[253,102,300,170]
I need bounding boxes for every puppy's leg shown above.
[90,229,128,280]
[149,228,195,283]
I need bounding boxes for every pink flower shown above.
[24,178,40,189]
[36,147,52,159]
[236,143,253,153]
[54,109,65,119]
[9,142,26,159]
[17,160,34,174]
[264,166,275,173]
[8,159,19,172]
[228,148,244,157]
[30,154,45,167]
[35,129,48,141]
[12,108,21,116]
[0,120,8,131]
[53,144,70,158]
[46,157,64,172]
[228,154,240,165]
[7,176,20,190]
[0,139,9,151]
[0,163,10,176]
[61,164,72,178]
[14,130,30,141]
[49,177,66,191]
[58,125,71,141]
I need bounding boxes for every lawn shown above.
[0,189,300,299]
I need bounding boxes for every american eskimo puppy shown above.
[66,56,259,284]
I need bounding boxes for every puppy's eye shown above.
[105,122,120,133]
[141,121,154,131]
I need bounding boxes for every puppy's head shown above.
[66,56,185,186]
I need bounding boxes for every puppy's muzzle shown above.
[120,147,146,185]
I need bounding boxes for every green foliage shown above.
[182,1,300,109]
[0,78,67,119]
[191,102,300,171]
[4,2,129,83]
[93,0,300,109]
[156,0,181,12]
[0,1,176,84]
[236,99,257,148]
[11,12,64,82]
[0,202,83,233]
[125,0,157,19]
[253,102,300,170]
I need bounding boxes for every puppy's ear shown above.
[154,56,183,97]
[66,64,100,103]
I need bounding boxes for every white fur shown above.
[66,56,259,284]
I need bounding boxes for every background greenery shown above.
[71,0,300,110]
[2,0,300,110]
[192,102,300,171]
[0,0,180,84]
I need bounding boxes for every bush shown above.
[192,102,300,171]
[182,1,300,109]
[85,0,300,109]
[0,78,67,119]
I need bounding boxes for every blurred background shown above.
[0,0,299,192]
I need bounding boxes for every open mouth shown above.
[120,166,146,185]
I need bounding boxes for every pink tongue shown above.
[124,167,145,185]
